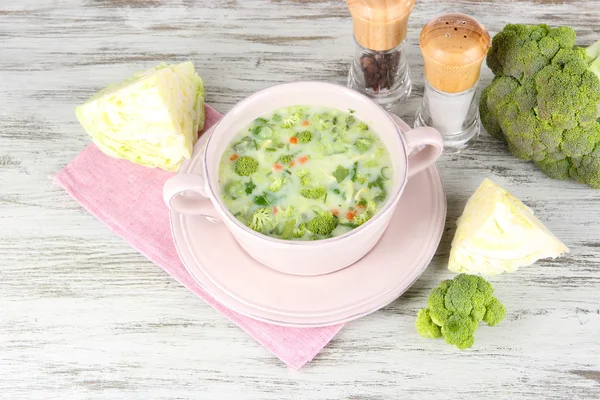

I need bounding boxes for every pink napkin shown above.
[54,104,343,369]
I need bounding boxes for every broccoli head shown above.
[300,186,326,200]
[247,208,273,233]
[234,156,259,176]
[296,131,312,144]
[415,274,506,350]
[307,211,338,236]
[480,23,600,189]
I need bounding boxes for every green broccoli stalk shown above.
[280,218,296,240]
[586,40,600,79]
[234,156,259,176]
[480,24,600,188]
[415,274,506,350]
[307,211,338,236]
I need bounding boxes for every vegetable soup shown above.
[218,105,393,240]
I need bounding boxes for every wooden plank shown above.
[1,0,599,398]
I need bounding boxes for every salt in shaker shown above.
[346,0,416,112]
[414,14,490,153]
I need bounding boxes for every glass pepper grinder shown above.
[346,0,416,112]
[414,14,490,153]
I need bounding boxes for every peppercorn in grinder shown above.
[414,14,490,153]
[346,0,415,112]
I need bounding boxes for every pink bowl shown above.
[163,81,443,276]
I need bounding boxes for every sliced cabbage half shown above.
[75,62,205,171]
[449,178,569,275]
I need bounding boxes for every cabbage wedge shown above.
[75,62,205,171]
[449,179,569,275]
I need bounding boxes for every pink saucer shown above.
[169,115,446,327]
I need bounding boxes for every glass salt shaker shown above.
[346,0,416,112]
[414,14,490,153]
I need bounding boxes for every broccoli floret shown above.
[415,274,506,350]
[307,211,338,236]
[357,122,369,131]
[247,208,273,233]
[281,112,301,128]
[480,23,600,189]
[441,314,479,350]
[224,181,245,199]
[356,172,368,185]
[415,308,442,339]
[354,137,374,153]
[483,297,507,327]
[353,200,377,226]
[296,131,312,144]
[296,168,312,186]
[296,168,310,178]
[345,115,356,128]
[292,222,306,238]
[267,176,286,192]
[234,156,258,176]
[300,186,326,200]
[279,205,295,218]
[570,145,600,188]
[278,154,294,165]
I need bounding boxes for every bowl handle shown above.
[163,173,221,222]
[398,122,443,178]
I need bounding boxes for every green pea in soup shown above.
[218,105,393,241]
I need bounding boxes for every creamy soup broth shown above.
[218,105,393,241]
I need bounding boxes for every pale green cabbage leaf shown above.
[449,178,569,275]
[75,61,205,171]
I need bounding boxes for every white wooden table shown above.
[1,1,599,398]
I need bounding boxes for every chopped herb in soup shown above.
[218,105,393,240]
